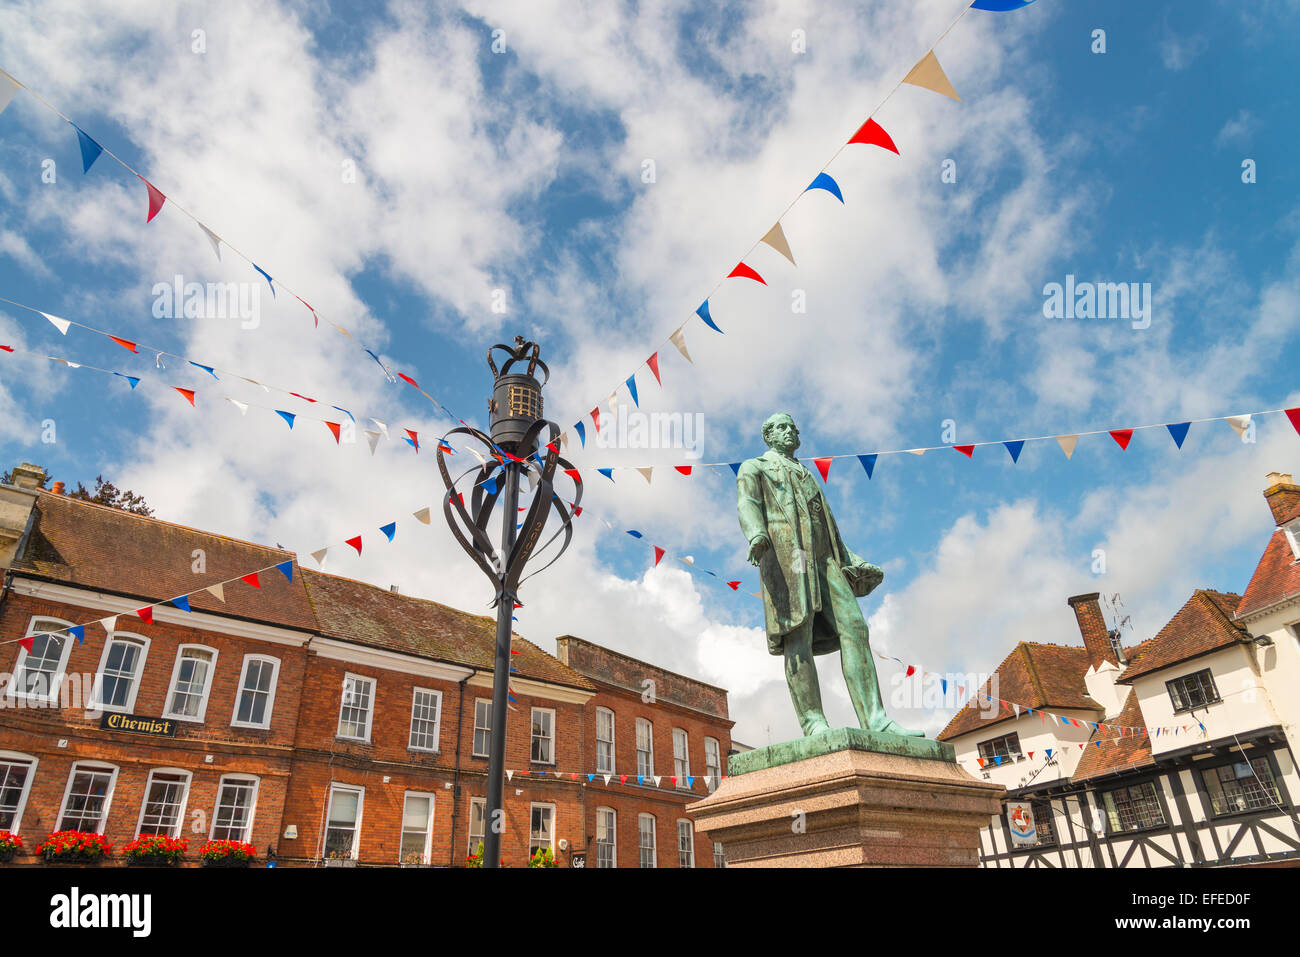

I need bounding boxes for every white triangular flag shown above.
[553,771,563,779]
[0,70,21,115]
[240,377,269,392]
[679,555,695,565]
[41,312,71,335]
[413,506,431,525]
[197,222,223,261]
[669,327,693,363]
[1057,434,1079,459]
[506,770,514,782]
[227,398,249,415]
[603,774,612,786]
[1225,414,1252,437]
[100,615,117,635]
[364,430,382,455]
[1013,704,1021,717]
[206,583,225,602]
[653,776,662,787]
[904,448,926,455]
[370,418,389,438]
[311,547,328,568]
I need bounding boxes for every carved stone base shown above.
[688,729,1004,867]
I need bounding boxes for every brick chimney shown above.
[1263,472,1300,526]
[1068,593,1118,667]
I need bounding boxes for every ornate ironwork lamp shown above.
[436,336,581,868]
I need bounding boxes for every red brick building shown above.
[0,464,733,867]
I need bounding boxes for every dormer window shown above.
[1284,519,1300,561]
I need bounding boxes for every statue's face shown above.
[767,416,800,454]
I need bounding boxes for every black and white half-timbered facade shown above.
[938,471,1300,869]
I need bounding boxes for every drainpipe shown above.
[448,670,473,867]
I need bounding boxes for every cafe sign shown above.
[99,712,177,737]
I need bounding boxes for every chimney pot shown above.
[390,585,399,593]
[51,481,65,495]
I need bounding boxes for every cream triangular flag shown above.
[0,70,21,115]
[506,770,514,782]
[100,615,117,635]
[669,327,693,363]
[41,312,71,335]
[197,222,223,261]
[902,50,961,101]
[370,418,389,438]
[751,592,762,598]
[607,392,619,416]
[330,322,352,339]
[364,430,382,455]
[760,221,796,266]
[679,555,694,566]
[553,771,563,779]
[413,506,431,525]
[227,398,249,415]
[603,774,612,786]
[560,432,569,452]
[653,776,662,787]
[311,548,328,568]
[206,582,225,602]
[1225,414,1252,437]
[240,377,269,393]
[904,448,926,456]
[1056,434,1079,459]
[636,467,653,484]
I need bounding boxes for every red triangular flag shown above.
[571,504,582,517]
[109,335,138,353]
[1286,408,1300,436]
[653,546,665,566]
[728,262,766,285]
[346,536,363,555]
[670,777,677,788]
[19,635,35,653]
[812,456,832,482]
[404,429,419,452]
[847,118,899,154]
[1109,429,1134,450]
[289,392,316,403]
[174,388,196,406]
[647,352,661,385]
[564,468,582,484]
[397,372,418,388]
[241,572,261,589]
[140,176,167,222]
[295,296,319,328]
[136,606,154,624]
[954,445,974,458]
[727,581,740,590]
[325,421,341,444]
[591,407,601,434]
[570,772,580,780]
[675,466,692,476]
[620,774,627,785]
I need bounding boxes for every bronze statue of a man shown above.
[737,413,923,738]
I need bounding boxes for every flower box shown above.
[123,835,187,866]
[36,830,112,864]
[198,839,256,867]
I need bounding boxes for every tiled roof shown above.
[937,642,1100,741]
[1116,590,1247,682]
[1236,529,1300,620]
[15,491,316,632]
[301,569,595,691]
[1071,690,1153,782]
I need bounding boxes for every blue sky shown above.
[1,0,1297,745]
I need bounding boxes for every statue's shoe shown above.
[803,718,832,736]
[871,719,926,738]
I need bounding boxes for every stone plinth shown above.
[688,728,1004,867]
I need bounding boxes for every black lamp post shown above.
[436,336,581,869]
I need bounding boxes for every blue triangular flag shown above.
[1004,440,1024,463]
[728,463,741,476]
[483,475,500,495]
[806,172,844,203]
[253,264,275,297]
[1166,422,1190,449]
[575,421,586,447]
[858,454,877,479]
[189,361,219,379]
[626,530,643,539]
[114,372,140,390]
[332,406,355,423]
[939,677,948,694]
[687,776,695,788]
[587,774,595,783]
[993,755,1003,766]
[379,522,396,542]
[597,468,614,481]
[364,349,387,374]
[1045,749,1054,759]
[275,410,295,428]
[403,436,417,450]
[696,299,723,334]
[276,560,294,582]
[637,776,645,785]
[74,125,103,173]
[972,0,1036,10]
[626,375,639,408]
[171,595,191,613]
[69,624,85,644]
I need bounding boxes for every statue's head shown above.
[761,413,800,454]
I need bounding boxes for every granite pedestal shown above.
[687,728,1004,867]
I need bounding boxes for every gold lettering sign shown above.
[98,712,176,737]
